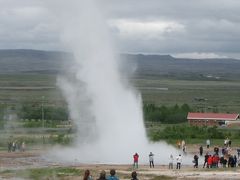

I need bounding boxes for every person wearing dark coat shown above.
[222,158,227,168]
[97,170,107,180]
[228,155,235,168]
[194,154,199,168]
[199,146,203,156]
[229,140,232,147]
[220,156,224,167]
[131,171,139,180]
[203,153,209,168]
[233,155,237,167]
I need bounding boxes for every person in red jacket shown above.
[207,155,213,168]
[133,153,139,169]
[213,154,220,168]
[212,155,217,168]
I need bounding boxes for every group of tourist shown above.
[83,169,138,180]
[133,152,183,170]
[168,154,183,170]
[201,153,238,168]
[7,141,25,152]
[192,137,240,169]
[133,152,155,169]
[176,140,187,154]
[133,137,240,170]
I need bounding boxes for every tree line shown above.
[143,103,191,123]
[18,104,69,121]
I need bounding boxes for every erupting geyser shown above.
[49,0,181,164]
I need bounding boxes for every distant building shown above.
[187,112,240,126]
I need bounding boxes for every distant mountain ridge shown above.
[0,49,70,74]
[121,53,240,80]
[0,49,240,80]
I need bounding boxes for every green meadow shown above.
[0,73,239,147]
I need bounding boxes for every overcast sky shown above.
[0,0,240,58]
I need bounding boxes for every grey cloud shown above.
[0,0,240,58]
[101,0,240,57]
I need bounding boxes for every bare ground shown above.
[0,149,240,179]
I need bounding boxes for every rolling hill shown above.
[0,49,240,80]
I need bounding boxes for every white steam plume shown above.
[47,0,186,164]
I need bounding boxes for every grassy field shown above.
[133,78,240,113]
[0,74,64,108]
[0,73,239,148]
[0,73,239,113]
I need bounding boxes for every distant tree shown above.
[181,104,191,112]
[143,103,192,123]
[18,103,69,121]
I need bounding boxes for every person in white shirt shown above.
[149,152,154,168]
[176,154,182,169]
[206,139,210,148]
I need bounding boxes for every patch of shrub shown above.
[144,103,191,124]
[149,125,226,141]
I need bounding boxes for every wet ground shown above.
[0,149,240,179]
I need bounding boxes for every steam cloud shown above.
[48,0,185,164]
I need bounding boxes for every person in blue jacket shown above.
[107,169,119,180]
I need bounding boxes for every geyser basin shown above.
[46,0,190,165]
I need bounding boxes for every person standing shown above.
[214,146,219,155]
[169,154,174,169]
[133,153,139,169]
[21,142,26,152]
[220,156,224,168]
[183,145,187,154]
[203,153,209,168]
[177,140,181,149]
[207,155,213,168]
[206,139,210,149]
[199,146,203,156]
[149,152,154,168]
[12,141,16,152]
[228,155,235,168]
[7,141,12,152]
[212,154,217,168]
[224,138,228,146]
[176,154,182,169]
[193,154,199,168]
[222,157,227,168]
[229,139,232,147]
[237,148,240,158]
[181,140,185,151]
